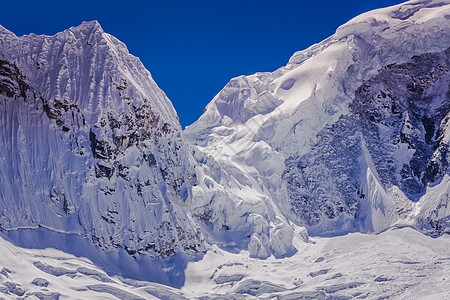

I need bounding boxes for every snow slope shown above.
[183,226,450,300]
[0,231,191,299]
[0,227,449,299]
[185,0,450,256]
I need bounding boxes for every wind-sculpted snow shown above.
[0,21,204,264]
[186,0,450,253]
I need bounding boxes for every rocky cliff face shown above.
[0,21,204,257]
[285,47,450,235]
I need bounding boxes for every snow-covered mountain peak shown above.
[0,20,178,122]
[189,0,450,143]
[75,20,103,31]
[1,0,450,293]
[287,0,450,66]
[185,0,450,257]
[58,20,104,38]
[188,0,450,155]
[0,20,204,275]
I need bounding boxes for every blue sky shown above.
[2,0,404,127]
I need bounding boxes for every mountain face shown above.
[0,0,449,286]
[0,21,204,258]
[185,0,450,256]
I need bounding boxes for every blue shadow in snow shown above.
[1,227,203,288]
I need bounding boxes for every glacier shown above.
[0,0,450,298]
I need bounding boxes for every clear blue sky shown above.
[2,0,404,127]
